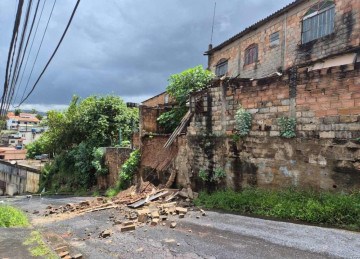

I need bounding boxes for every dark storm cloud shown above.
[0,0,292,111]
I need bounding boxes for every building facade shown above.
[206,0,360,79]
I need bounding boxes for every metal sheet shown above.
[308,53,357,71]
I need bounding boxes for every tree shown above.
[32,95,139,191]
[35,114,43,120]
[157,65,214,132]
[14,109,21,116]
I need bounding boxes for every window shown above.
[215,59,228,77]
[270,31,280,47]
[164,94,169,104]
[244,44,258,65]
[302,0,335,44]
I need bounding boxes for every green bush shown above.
[117,149,141,190]
[195,188,360,231]
[234,107,252,137]
[0,205,29,227]
[157,65,214,132]
[278,117,296,138]
[91,147,108,176]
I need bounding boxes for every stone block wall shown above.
[97,147,132,190]
[175,63,360,191]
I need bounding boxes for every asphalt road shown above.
[3,196,360,259]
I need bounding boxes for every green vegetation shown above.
[0,205,29,227]
[278,117,296,138]
[195,188,360,230]
[118,149,141,189]
[24,231,57,258]
[105,187,119,197]
[104,149,141,196]
[157,65,214,132]
[34,95,138,192]
[91,148,108,176]
[198,168,208,182]
[234,106,252,137]
[198,167,226,183]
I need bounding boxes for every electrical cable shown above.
[11,0,41,106]
[13,0,46,106]
[1,0,24,116]
[17,0,57,106]
[5,0,34,113]
[17,0,81,106]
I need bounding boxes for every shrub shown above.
[117,149,141,190]
[234,107,252,137]
[91,147,108,176]
[0,205,29,227]
[198,168,208,182]
[278,117,296,138]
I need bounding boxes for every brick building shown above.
[206,0,360,79]
[138,0,360,191]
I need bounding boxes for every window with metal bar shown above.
[302,0,335,44]
[244,44,258,65]
[215,59,228,77]
[270,31,280,47]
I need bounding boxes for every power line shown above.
[17,0,57,106]
[12,0,44,106]
[5,0,34,113]
[11,0,41,102]
[17,0,81,106]
[0,0,24,116]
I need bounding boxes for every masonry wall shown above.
[140,106,165,134]
[173,63,360,191]
[208,0,360,78]
[97,147,132,190]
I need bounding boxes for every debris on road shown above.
[38,181,207,235]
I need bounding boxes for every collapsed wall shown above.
[172,63,360,191]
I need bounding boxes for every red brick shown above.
[326,109,338,116]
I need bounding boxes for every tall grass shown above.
[195,188,360,231]
[0,205,29,227]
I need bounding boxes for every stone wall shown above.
[208,0,360,78]
[172,62,360,191]
[97,147,132,190]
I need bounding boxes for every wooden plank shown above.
[127,190,169,208]
[164,111,192,148]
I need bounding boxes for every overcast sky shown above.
[0,0,292,111]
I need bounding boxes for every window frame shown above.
[270,31,280,47]
[301,1,335,44]
[244,44,258,65]
[215,58,228,77]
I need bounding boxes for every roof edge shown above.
[205,0,306,55]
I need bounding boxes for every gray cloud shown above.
[0,0,292,111]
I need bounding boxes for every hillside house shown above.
[206,0,359,79]
[139,0,360,192]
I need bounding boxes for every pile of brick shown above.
[40,197,114,216]
[40,182,206,237]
